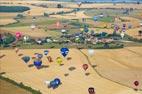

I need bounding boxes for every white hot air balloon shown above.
[23,36,29,42]
[88,49,95,56]
[120,32,125,39]
[31,24,36,30]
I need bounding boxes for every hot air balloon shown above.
[60,48,69,57]
[23,35,30,42]
[56,57,62,65]
[88,49,94,56]
[47,78,61,89]
[35,53,43,59]
[134,81,139,87]
[120,32,125,39]
[88,87,95,94]
[83,64,88,71]
[76,1,82,7]
[31,24,36,30]
[22,56,30,63]
[54,78,61,85]
[44,50,49,55]
[15,32,22,40]
[34,59,42,68]
[93,16,98,22]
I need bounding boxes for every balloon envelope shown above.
[83,64,88,71]
[60,48,69,57]
[34,60,42,67]
[88,49,94,56]
[134,81,139,86]
[54,78,61,85]
[22,56,30,63]
[44,50,49,55]
[16,32,22,39]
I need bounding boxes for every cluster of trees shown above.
[0,6,30,12]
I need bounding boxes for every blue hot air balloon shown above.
[22,56,30,63]
[44,50,49,55]
[48,78,61,89]
[60,48,69,57]
[37,54,43,59]
[34,60,42,68]
[93,16,98,22]
[54,78,61,85]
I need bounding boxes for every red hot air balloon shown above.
[83,64,88,71]
[134,81,139,86]
[15,32,22,40]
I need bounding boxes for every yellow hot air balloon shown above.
[56,57,62,65]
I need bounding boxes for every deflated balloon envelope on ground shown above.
[21,56,30,63]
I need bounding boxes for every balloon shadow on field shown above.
[0,72,6,75]
[85,72,90,76]
[37,65,50,70]
[28,64,34,68]
[0,54,6,59]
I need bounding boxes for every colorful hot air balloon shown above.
[88,87,95,94]
[44,50,49,55]
[134,81,139,87]
[60,48,69,57]
[54,78,61,85]
[15,32,22,40]
[34,59,42,68]
[22,56,30,63]
[77,1,82,7]
[83,64,88,71]
[56,57,62,65]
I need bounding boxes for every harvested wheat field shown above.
[81,47,142,90]
[0,48,142,94]
[0,79,31,94]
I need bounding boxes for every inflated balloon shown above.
[44,50,49,55]
[16,32,22,39]
[93,16,98,22]
[88,49,94,56]
[31,24,36,30]
[56,21,60,27]
[77,1,82,7]
[88,87,95,94]
[22,56,30,63]
[83,64,88,71]
[134,81,139,86]
[23,36,29,42]
[35,53,43,59]
[56,57,62,65]
[34,60,42,68]
[49,78,61,89]
[120,32,125,39]
[54,78,61,85]
[60,48,69,57]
